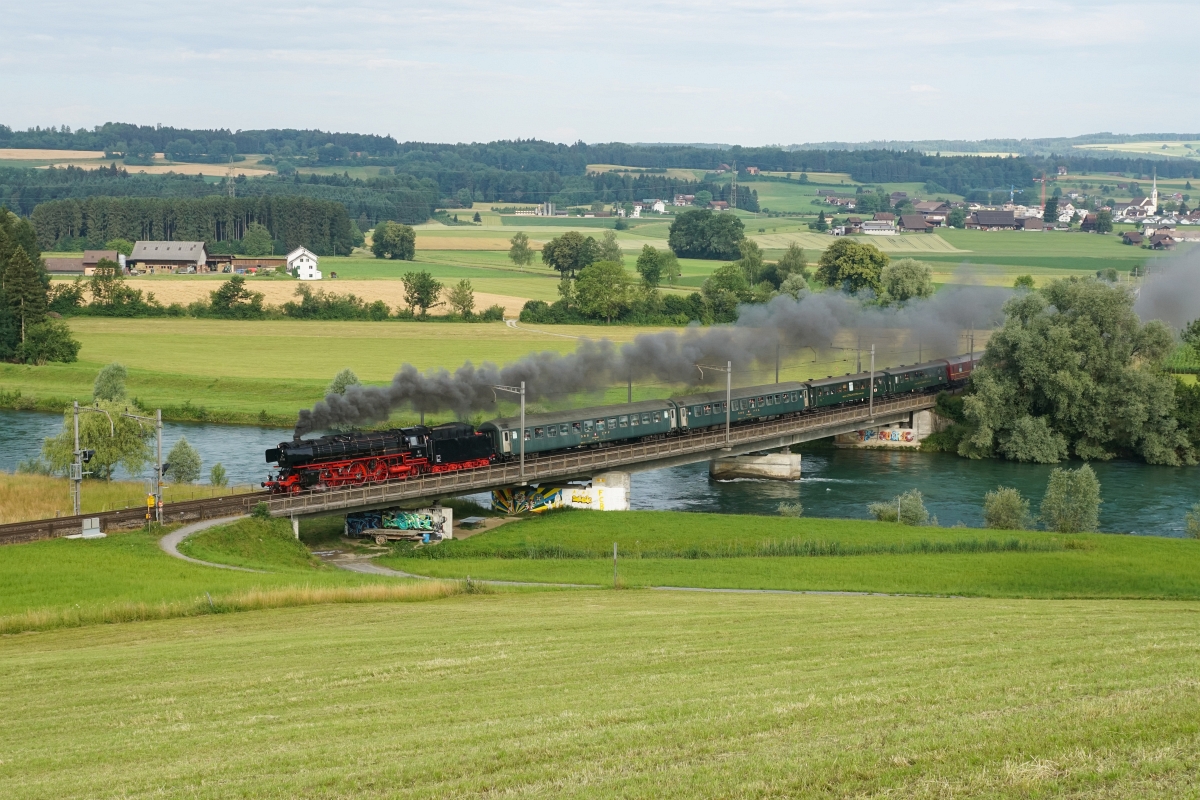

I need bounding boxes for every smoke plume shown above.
[1134,246,1200,331]
[294,283,1009,436]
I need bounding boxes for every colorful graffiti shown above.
[345,507,449,538]
[491,486,564,515]
[858,428,915,443]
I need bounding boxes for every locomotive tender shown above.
[265,354,978,493]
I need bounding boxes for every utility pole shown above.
[775,341,780,384]
[122,408,164,524]
[856,332,862,373]
[71,402,114,517]
[730,161,737,211]
[868,344,875,422]
[696,362,733,448]
[493,382,526,481]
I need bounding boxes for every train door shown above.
[679,406,689,428]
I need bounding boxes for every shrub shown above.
[209,463,227,488]
[478,304,505,322]
[868,489,930,525]
[16,320,81,364]
[1039,464,1101,532]
[777,502,804,517]
[1186,503,1200,539]
[252,502,271,520]
[983,486,1031,530]
[327,368,360,396]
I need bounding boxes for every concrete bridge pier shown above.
[709,452,802,481]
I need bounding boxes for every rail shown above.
[265,394,935,518]
[0,492,269,546]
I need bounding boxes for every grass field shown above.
[380,510,1200,599]
[0,473,254,524]
[4,590,1200,797]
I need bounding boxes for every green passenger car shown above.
[882,360,950,394]
[479,400,677,457]
[672,382,809,429]
[805,371,887,409]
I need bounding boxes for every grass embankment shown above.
[4,592,1200,797]
[0,516,463,634]
[0,472,255,524]
[379,510,1200,598]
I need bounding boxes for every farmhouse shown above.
[1015,218,1045,231]
[860,219,897,235]
[129,241,207,274]
[966,210,1016,231]
[673,194,695,206]
[1080,213,1098,232]
[709,200,730,211]
[873,212,895,222]
[744,166,760,175]
[1149,233,1177,250]
[1122,231,1144,245]
[287,246,321,280]
[898,214,932,232]
[44,249,124,275]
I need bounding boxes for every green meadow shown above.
[382,510,1200,599]
[3,510,1200,797]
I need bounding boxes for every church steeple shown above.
[1150,168,1158,214]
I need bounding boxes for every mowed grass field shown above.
[4,590,1200,797]
[4,510,1200,796]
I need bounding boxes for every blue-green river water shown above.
[3,410,1195,536]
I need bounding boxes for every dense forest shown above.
[30,196,358,255]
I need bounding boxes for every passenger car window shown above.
[583,420,593,432]
[641,413,650,424]
[608,417,617,428]
[561,424,570,435]
[619,416,628,427]
[548,426,557,437]
[630,415,639,426]
[596,419,605,431]
[534,427,543,438]
[653,412,660,422]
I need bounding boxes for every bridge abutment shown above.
[833,409,940,449]
[710,452,802,481]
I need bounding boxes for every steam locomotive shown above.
[264,353,978,493]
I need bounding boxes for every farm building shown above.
[44,249,123,275]
[898,214,932,232]
[288,246,321,280]
[129,241,207,274]
[966,210,1016,231]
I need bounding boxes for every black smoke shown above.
[294,284,1009,436]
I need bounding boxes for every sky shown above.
[2,0,1197,146]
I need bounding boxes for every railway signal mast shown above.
[71,402,114,517]
[122,409,165,524]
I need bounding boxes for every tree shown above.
[879,258,934,304]
[166,438,202,484]
[734,239,766,285]
[776,243,808,282]
[508,231,534,267]
[447,278,476,317]
[693,190,713,207]
[574,261,629,323]
[16,320,80,364]
[42,400,152,481]
[960,278,1192,465]
[983,486,1031,530]
[667,209,744,260]
[372,221,416,260]
[1181,318,1200,350]
[1013,274,1035,290]
[401,270,443,317]
[93,362,127,401]
[947,208,967,228]
[660,250,681,285]
[472,211,481,223]
[1043,201,1058,224]
[3,247,47,342]
[557,275,576,309]
[104,238,134,257]
[777,273,809,300]
[1095,209,1113,234]
[210,463,228,488]
[541,231,597,277]
[812,210,829,232]
[597,229,624,264]
[327,368,360,395]
[1039,464,1101,533]
[816,239,889,294]
[209,276,265,319]
[241,222,274,256]
[635,245,663,287]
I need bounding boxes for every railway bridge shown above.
[0,393,936,546]
[263,393,937,520]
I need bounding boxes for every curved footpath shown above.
[158,523,916,597]
[159,515,264,572]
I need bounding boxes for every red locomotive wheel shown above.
[349,464,367,484]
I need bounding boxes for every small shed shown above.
[287,246,321,280]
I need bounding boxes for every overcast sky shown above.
[2,1,1196,145]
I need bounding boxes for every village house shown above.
[1015,218,1045,231]
[965,210,1017,231]
[872,212,895,222]
[673,194,695,206]
[897,214,932,233]
[889,192,908,206]
[744,166,760,175]
[288,246,321,280]
[843,216,863,233]
[1080,213,1099,232]
[1149,233,1177,250]
[128,241,208,274]
[1122,231,1144,246]
[708,200,730,211]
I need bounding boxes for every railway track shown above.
[0,491,269,546]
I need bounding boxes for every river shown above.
[2,410,1194,536]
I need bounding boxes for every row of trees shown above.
[30,196,360,255]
